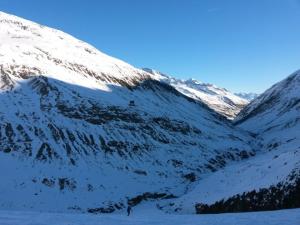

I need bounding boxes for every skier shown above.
[127,205,132,216]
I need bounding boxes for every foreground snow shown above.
[0,208,299,225]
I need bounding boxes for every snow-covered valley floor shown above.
[0,208,299,225]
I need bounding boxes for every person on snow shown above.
[127,205,132,216]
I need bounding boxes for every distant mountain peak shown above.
[235,92,259,101]
[142,68,248,120]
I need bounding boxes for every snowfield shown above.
[0,208,299,225]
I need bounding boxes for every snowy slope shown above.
[162,70,300,214]
[235,70,300,158]
[161,147,300,214]
[0,11,153,90]
[143,68,248,120]
[0,11,256,213]
[235,70,300,130]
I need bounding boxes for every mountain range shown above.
[0,11,299,214]
[142,68,249,120]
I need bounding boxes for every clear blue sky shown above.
[1,0,300,93]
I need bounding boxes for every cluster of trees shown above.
[195,177,300,214]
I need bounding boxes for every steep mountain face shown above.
[161,71,300,214]
[0,12,256,213]
[235,92,259,101]
[143,68,248,120]
[235,70,300,131]
[234,70,300,161]
[229,71,300,211]
[234,71,300,199]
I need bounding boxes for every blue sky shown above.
[1,0,300,93]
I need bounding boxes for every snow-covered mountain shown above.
[143,68,248,120]
[235,70,300,130]
[234,71,300,196]
[161,70,300,214]
[235,92,259,101]
[0,11,299,216]
[0,11,256,213]
[230,71,300,212]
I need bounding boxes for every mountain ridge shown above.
[142,68,248,120]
